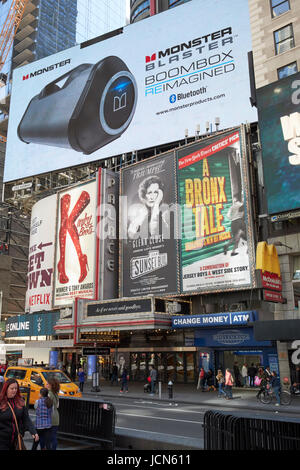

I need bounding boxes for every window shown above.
[271,0,290,17]
[169,0,190,7]
[131,0,150,22]
[5,369,27,380]
[30,372,43,386]
[274,24,295,54]
[277,61,298,79]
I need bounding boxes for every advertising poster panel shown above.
[25,194,57,313]
[53,179,98,307]
[177,128,255,293]
[256,72,300,214]
[4,0,256,182]
[120,152,180,297]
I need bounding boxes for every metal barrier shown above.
[203,410,300,450]
[58,397,116,449]
[20,386,30,408]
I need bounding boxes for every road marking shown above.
[116,426,202,440]
[117,411,203,424]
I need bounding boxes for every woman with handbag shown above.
[47,377,60,450]
[0,379,39,450]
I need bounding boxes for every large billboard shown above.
[120,152,180,297]
[4,0,257,182]
[177,127,255,293]
[25,194,57,313]
[25,170,119,310]
[257,73,300,215]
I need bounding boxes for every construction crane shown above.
[0,0,29,73]
[0,0,29,142]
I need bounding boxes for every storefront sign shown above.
[260,270,282,291]
[194,327,272,347]
[263,290,283,303]
[172,311,258,328]
[87,298,152,317]
[256,242,281,276]
[5,312,59,338]
[82,347,110,356]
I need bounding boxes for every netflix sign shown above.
[25,194,56,313]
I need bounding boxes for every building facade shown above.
[130,0,191,23]
[2,0,300,387]
[249,0,300,383]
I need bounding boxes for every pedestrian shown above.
[241,363,248,387]
[120,367,129,393]
[216,370,226,397]
[78,367,85,392]
[0,374,4,393]
[256,368,268,399]
[225,368,234,399]
[233,362,242,387]
[198,368,206,392]
[46,377,60,450]
[33,388,53,450]
[270,371,281,406]
[149,365,158,396]
[111,362,119,386]
[0,379,39,450]
[206,369,216,391]
[248,363,257,387]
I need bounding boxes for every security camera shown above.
[18,56,138,154]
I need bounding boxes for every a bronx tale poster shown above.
[53,179,98,307]
[120,153,180,297]
[177,128,254,293]
[26,194,57,313]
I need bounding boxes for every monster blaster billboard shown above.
[120,152,180,297]
[178,127,255,293]
[25,194,56,313]
[4,0,257,182]
[256,72,300,215]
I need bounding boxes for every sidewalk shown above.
[82,380,300,415]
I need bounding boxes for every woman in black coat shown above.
[0,379,39,450]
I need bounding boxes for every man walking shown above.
[111,362,118,386]
[78,367,85,393]
[248,363,257,387]
[149,365,158,396]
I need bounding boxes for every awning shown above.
[254,320,300,341]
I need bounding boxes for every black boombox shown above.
[18,56,138,154]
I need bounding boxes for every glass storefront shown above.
[129,351,197,384]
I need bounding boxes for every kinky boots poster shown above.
[53,179,98,307]
[177,128,255,293]
[120,152,180,297]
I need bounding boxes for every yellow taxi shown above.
[4,366,82,405]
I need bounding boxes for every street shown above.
[24,383,300,451]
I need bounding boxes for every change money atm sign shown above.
[177,128,255,293]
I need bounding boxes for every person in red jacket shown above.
[0,379,39,450]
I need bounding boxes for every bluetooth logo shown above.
[169,94,176,104]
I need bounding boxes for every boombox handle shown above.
[39,64,92,98]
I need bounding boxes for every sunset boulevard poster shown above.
[177,128,254,293]
[120,152,180,297]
